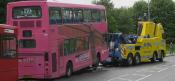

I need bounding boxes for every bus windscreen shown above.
[13,6,41,19]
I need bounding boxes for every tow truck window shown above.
[137,23,143,36]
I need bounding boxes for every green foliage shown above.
[0,0,11,24]
[93,0,118,32]
[93,0,175,42]
[150,0,175,42]
[114,8,135,34]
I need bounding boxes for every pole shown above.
[148,0,151,20]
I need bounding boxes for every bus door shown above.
[0,34,18,81]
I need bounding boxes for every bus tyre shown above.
[151,53,157,63]
[134,54,141,65]
[93,54,100,70]
[159,52,164,62]
[126,54,133,66]
[66,62,73,77]
[96,54,100,67]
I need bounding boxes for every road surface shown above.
[55,56,175,81]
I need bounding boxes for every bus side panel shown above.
[0,59,18,81]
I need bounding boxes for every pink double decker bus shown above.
[7,0,108,79]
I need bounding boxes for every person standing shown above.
[170,42,174,55]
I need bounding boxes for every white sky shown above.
[49,0,145,8]
[49,0,175,8]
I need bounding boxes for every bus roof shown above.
[8,1,105,10]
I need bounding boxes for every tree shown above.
[150,0,175,42]
[113,8,135,34]
[0,0,11,24]
[133,0,148,20]
[92,0,118,32]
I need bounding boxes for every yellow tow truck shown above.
[120,21,166,65]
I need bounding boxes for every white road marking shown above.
[158,68,168,72]
[132,74,146,77]
[118,77,132,81]
[136,69,155,73]
[107,65,169,81]
[135,74,152,81]
[107,74,130,81]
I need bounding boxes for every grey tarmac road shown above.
[53,56,175,81]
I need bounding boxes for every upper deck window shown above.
[49,7,62,24]
[13,6,41,19]
[91,10,100,22]
[74,9,83,23]
[63,8,74,23]
[84,9,92,22]
[100,10,106,22]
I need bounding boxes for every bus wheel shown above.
[97,54,101,65]
[151,53,157,63]
[66,62,73,77]
[134,54,141,65]
[159,51,164,62]
[127,54,133,66]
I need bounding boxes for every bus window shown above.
[100,10,106,22]
[13,6,41,19]
[91,9,100,22]
[63,39,69,56]
[0,35,16,58]
[74,9,83,23]
[19,39,36,48]
[49,7,62,25]
[63,39,76,56]
[70,39,76,53]
[76,37,89,51]
[63,8,74,24]
[84,37,89,50]
[83,9,92,22]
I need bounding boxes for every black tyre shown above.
[151,53,157,63]
[159,52,164,62]
[134,54,141,65]
[127,54,133,66]
[66,62,73,77]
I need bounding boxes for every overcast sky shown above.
[49,0,175,8]
[49,0,146,8]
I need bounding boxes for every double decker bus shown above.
[7,0,108,79]
[0,24,18,81]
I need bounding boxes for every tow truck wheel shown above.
[134,54,141,65]
[151,53,157,63]
[127,54,133,66]
[159,52,164,62]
